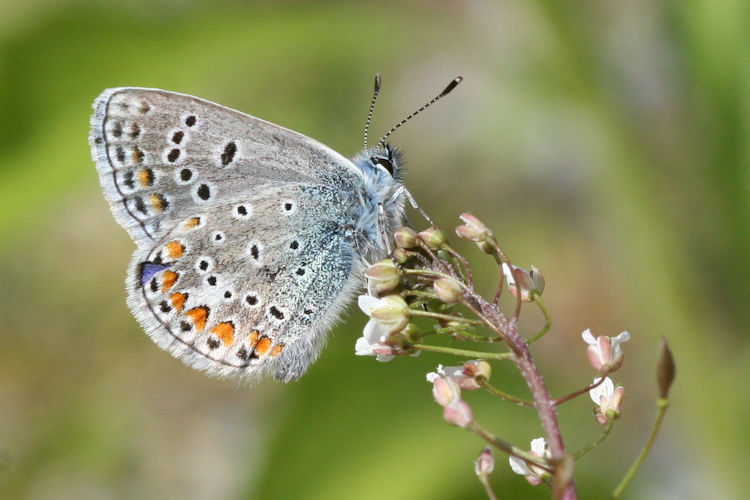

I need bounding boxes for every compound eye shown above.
[372,157,394,176]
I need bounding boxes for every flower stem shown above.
[410,309,485,326]
[611,397,669,499]
[478,378,534,407]
[572,418,615,459]
[478,475,497,500]
[411,343,511,360]
[553,373,608,406]
[526,294,551,344]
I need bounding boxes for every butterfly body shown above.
[90,88,406,381]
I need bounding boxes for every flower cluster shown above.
[350,213,669,499]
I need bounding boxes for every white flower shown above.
[502,264,544,301]
[589,377,625,425]
[509,438,550,486]
[582,329,631,373]
[358,295,409,342]
[354,336,395,362]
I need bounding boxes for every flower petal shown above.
[581,328,596,345]
[358,295,381,314]
[509,456,532,476]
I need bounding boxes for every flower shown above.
[509,438,550,486]
[474,447,494,477]
[589,377,625,425]
[355,295,411,362]
[455,213,493,242]
[364,259,401,295]
[354,336,396,362]
[502,263,544,302]
[581,329,631,373]
[358,295,410,341]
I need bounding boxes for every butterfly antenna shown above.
[376,76,463,150]
[363,73,382,151]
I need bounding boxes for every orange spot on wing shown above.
[254,336,271,356]
[248,330,259,347]
[137,168,152,187]
[148,194,163,212]
[183,217,200,229]
[169,292,187,312]
[270,343,285,357]
[161,270,178,292]
[210,322,235,346]
[184,307,209,332]
[165,241,184,259]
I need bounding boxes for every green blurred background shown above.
[1,0,747,498]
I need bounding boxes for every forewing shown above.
[126,184,361,382]
[89,87,361,247]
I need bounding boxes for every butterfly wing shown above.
[127,185,362,381]
[90,88,369,381]
[89,87,363,246]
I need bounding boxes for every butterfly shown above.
[89,75,461,382]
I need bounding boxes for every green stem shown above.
[410,309,485,326]
[573,418,615,459]
[611,398,669,499]
[401,289,438,300]
[411,343,511,360]
[478,475,498,500]
[479,378,534,407]
[527,294,552,344]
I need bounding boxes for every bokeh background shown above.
[1,1,748,498]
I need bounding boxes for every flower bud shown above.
[433,278,463,304]
[391,247,410,264]
[455,213,493,242]
[443,399,473,428]
[427,372,461,407]
[581,329,631,374]
[657,337,676,399]
[369,295,409,327]
[365,259,401,294]
[393,227,418,249]
[474,447,494,477]
[418,227,445,249]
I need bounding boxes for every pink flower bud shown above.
[474,447,494,477]
[582,329,631,374]
[443,399,473,428]
[427,373,461,407]
[455,213,493,242]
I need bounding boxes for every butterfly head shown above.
[369,143,404,181]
